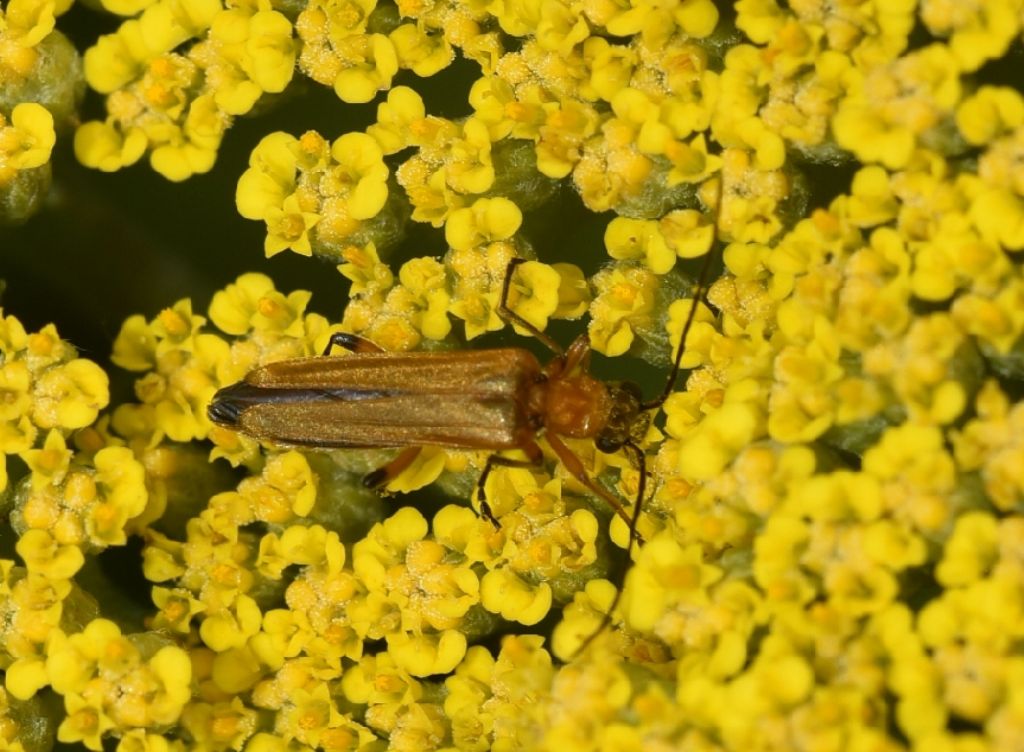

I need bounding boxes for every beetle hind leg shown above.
[322,332,385,356]
[363,446,422,490]
[476,441,545,528]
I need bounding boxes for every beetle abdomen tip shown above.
[207,382,262,427]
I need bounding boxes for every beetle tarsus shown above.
[323,332,385,356]
[362,468,386,488]
[479,500,501,529]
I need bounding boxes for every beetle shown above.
[208,240,716,653]
[208,254,712,533]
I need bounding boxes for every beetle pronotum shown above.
[208,208,718,653]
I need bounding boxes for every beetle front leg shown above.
[476,441,545,528]
[497,259,565,358]
[570,439,648,659]
[545,432,645,543]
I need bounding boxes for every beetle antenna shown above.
[569,438,647,659]
[569,176,725,659]
[640,181,723,411]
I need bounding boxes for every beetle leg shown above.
[322,332,385,356]
[476,441,545,527]
[545,432,644,543]
[562,334,592,373]
[640,181,722,410]
[362,446,422,489]
[498,259,565,358]
[570,439,647,658]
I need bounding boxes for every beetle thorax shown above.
[538,374,613,438]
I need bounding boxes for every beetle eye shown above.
[595,434,619,453]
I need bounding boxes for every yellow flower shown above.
[604,217,675,274]
[470,75,536,141]
[833,44,961,169]
[537,99,602,181]
[236,131,298,221]
[138,0,220,55]
[921,0,1021,71]
[952,381,1024,513]
[480,569,553,626]
[935,512,999,587]
[445,117,495,196]
[241,9,297,94]
[15,527,84,579]
[0,359,31,421]
[264,194,321,257]
[256,450,318,518]
[199,594,262,651]
[73,120,148,173]
[333,33,398,104]
[149,298,205,355]
[382,446,448,493]
[30,359,109,430]
[0,103,55,173]
[969,187,1024,252]
[327,131,389,221]
[444,196,522,252]
[367,85,446,155]
[502,260,561,334]
[673,380,766,481]
[1,0,60,47]
[863,423,959,536]
[209,272,273,336]
[535,0,589,55]
[550,579,616,659]
[581,36,636,103]
[395,257,452,341]
[551,262,590,318]
[57,695,116,750]
[844,165,899,228]
[956,85,1024,146]
[664,134,724,188]
[735,0,787,43]
[150,586,206,634]
[20,428,73,487]
[587,264,658,356]
[46,618,191,742]
[389,23,453,77]
[387,631,468,677]
[82,22,147,94]
[85,446,148,546]
[110,315,159,372]
[621,532,722,633]
[661,208,717,259]
[337,242,394,297]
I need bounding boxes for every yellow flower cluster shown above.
[334,196,587,349]
[74,0,296,181]
[0,0,81,122]
[236,129,399,260]
[42,619,191,749]
[14,436,147,574]
[8,0,1024,747]
[0,0,72,223]
[111,272,333,466]
[0,311,109,494]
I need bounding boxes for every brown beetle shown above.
[208,255,712,535]
[208,240,716,655]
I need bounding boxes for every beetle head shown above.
[595,381,649,453]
